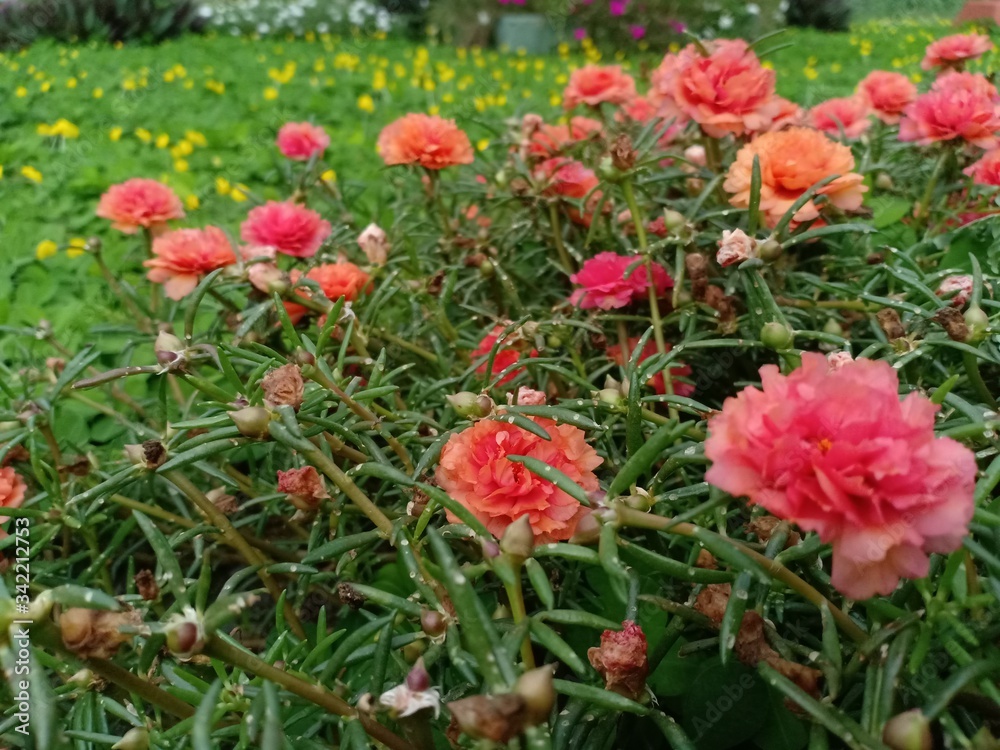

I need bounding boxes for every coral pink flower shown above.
[435,417,602,543]
[617,95,685,145]
[569,252,672,310]
[535,157,602,226]
[857,71,917,125]
[716,229,758,267]
[673,39,781,137]
[922,33,993,71]
[808,96,872,139]
[144,227,237,300]
[283,262,372,324]
[0,467,27,524]
[472,324,538,385]
[704,353,977,600]
[277,466,328,511]
[563,65,637,109]
[937,274,974,307]
[588,621,649,701]
[899,72,1000,149]
[377,113,474,169]
[725,127,867,229]
[509,387,547,406]
[768,96,804,131]
[276,122,330,161]
[648,46,698,124]
[96,178,185,234]
[241,201,332,258]
[522,116,603,158]
[608,338,694,397]
[965,149,1000,186]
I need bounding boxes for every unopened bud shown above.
[623,487,653,511]
[500,515,534,564]
[420,608,447,638]
[515,666,556,725]
[405,657,432,692]
[877,308,905,341]
[402,639,426,663]
[479,259,496,279]
[662,210,686,231]
[760,322,794,351]
[495,169,509,188]
[965,305,990,343]
[165,608,206,661]
[67,668,95,688]
[758,238,782,261]
[875,172,894,191]
[883,710,933,750]
[229,406,271,439]
[154,331,184,367]
[480,537,502,560]
[112,728,150,750]
[597,156,617,181]
[569,511,601,545]
[446,391,494,419]
[610,133,637,171]
[596,388,623,407]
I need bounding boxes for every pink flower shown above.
[240,201,332,258]
[607,338,694,397]
[808,96,872,139]
[509,387,547,406]
[435,417,602,543]
[705,353,977,600]
[922,33,993,71]
[937,275,974,307]
[96,178,185,234]
[144,227,237,300]
[768,96,805,131]
[964,149,1000,186]
[617,95,684,145]
[673,39,781,137]
[277,466,329,511]
[276,122,330,161]
[899,72,1000,149]
[534,157,602,226]
[857,71,917,125]
[0,467,27,525]
[569,252,672,310]
[358,223,390,265]
[684,145,707,167]
[563,65,637,109]
[472,324,538,385]
[827,351,854,370]
[716,229,758,267]
[587,621,649,701]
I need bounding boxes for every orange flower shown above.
[522,115,603,158]
[857,71,917,125]
[899,72,1000,149]
[144,227,237,300]
[922,33,993,71]
[808,96,872,139]
[0,467,27,524]
[96,178,184,234]
[435,417,602,543]
[284,261,371,324]
[563,65,636,109]
[377,113,474,170]
[724,127,867,229]
[673,39,781,137]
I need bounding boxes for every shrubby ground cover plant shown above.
[2,13,1000,750]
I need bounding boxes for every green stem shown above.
[615,506,868,644]
[548,203,575,273]
[504,567,536,669]
[206,638,415,750]
[918,149,949,230]
[962,351,999,410]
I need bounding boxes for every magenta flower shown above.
[630,25,646,39]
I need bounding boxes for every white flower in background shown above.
[718,14,734,30]
[477,11,491,25]
[746,3,760,14]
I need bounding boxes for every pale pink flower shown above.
[357,223,390,265]
[808,96,872,139]
[857,71,917,125]
[937,275,974,307]
[922,33,993,71]
[716,229,758,267]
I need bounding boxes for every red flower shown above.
[607,338,694,397]
[569,252,672,310]
[587,621,649,700]
[471,324,538,385]
[277,122,330,161]
[240,201,332,258]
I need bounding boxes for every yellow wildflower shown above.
[358,94,375,113]
[110,126,123,141]
[185,194,200,211]
[93,87,103,98]
[21,166,43,183]
[36,240,58,260]
[264,86,279,100]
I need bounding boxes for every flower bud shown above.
[229,406,271,439]
[965,305,990,343]
[683,145,707,167]
[875,172,894,190]
[758,237,783,261]
[515,666,556,725]
[569,511,602,545]
[405,657,432,692]
[882,710,933,750]
[154,331,184,368]
[479,259,496,279]
[165,608,206,661]
[358,223,390,266]
[446,391,494,419]
[500,515,534,564]
[760,322,794,351]
[623,487,653,511]
[595,388,623,407]
[112,728,150,750]
[662,210,686,231]
[66,668,95,688]
[480,537,502,560]
[597,156,617,181]
[420,608,447,638]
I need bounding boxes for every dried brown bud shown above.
[134,570,160,602]
[358,223,390,266]
[877,308,906,341]
[60,608,142,660]
[261,364,305,411]
[447,694,528,743]
[206,487,239,514]
[746,516,801,548]
[337,582,366,610]
[685,253,709,301]
[276,466,328,511]
[695,549,718,570]
[933,307,970,342]
[587,621,649,701]
[125,440,167,470]
[610,133,637,171]
[421,609,447,638]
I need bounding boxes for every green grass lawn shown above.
[0,17,991,345]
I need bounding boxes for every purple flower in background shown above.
[574,27,588,40]
[609,0,627,16]
[669,19,687,33]
[630,25,646,39]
